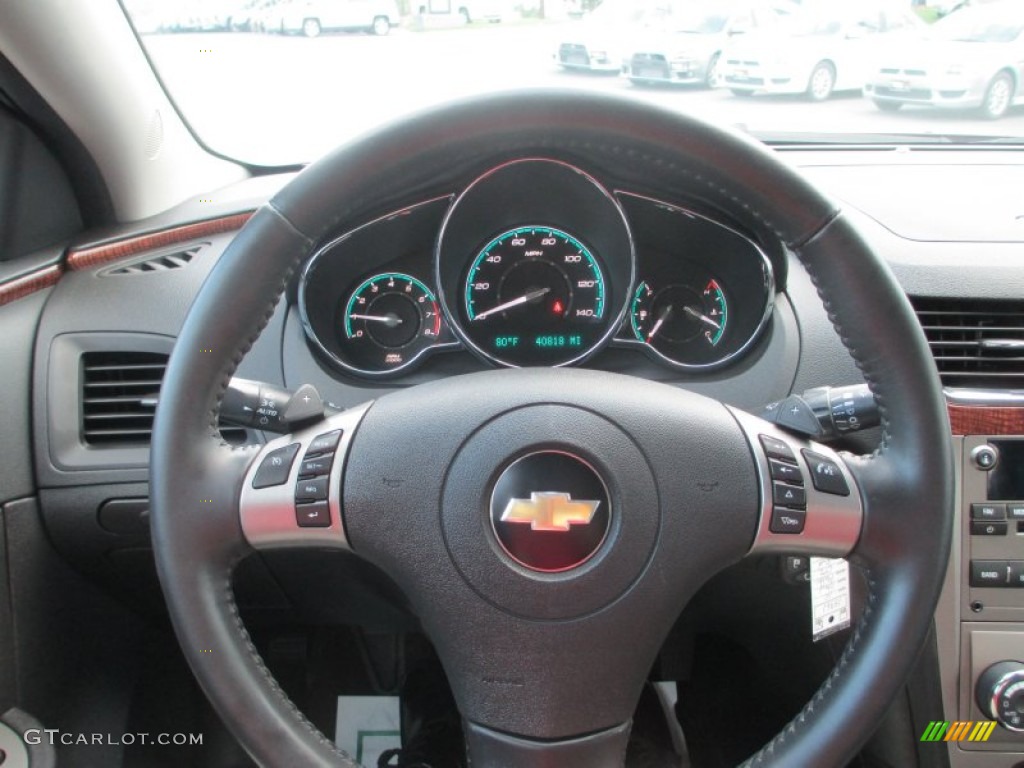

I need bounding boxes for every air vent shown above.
[911,297,1024,389]
[81,351,247,446]
[100,244,203,276]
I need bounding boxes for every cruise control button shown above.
[759,434,796,463]
[773,482,806,509]
[970,561,1010,588]
[1007,503,1024,521]
[252,443,300,489]
[295,501,331,528]
[299,454,334,478]
[769,459,803,485]
[802,450,850,496]
[971,503,1006,521]
[295,477,329,503]
[307,429,343,456]
[971,521,1007,536]
[770,508,806,534]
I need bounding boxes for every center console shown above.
[942,433,1024,765]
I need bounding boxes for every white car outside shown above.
[270,0,400,37]
[554,0,660,73]
[864,1,1024,119]
[719,3,925,100]
[622,0,797,88]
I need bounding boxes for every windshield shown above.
[121,0,1024,166]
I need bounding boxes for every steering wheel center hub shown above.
[440,403,660,621]
[490,451,611,573]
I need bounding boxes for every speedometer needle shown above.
[683,305,721,331]
[350,313,403,327]
[473,287,551,322]
[646,305,673,342]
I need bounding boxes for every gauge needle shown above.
[646,305,673,342]
[473,287,551,321]
[683,305,721,331]
[350,313,403,327]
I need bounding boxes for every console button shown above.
[769,459,803,485]
[802,450,850,496]
[770,508,806,534]
[299,455,333,479]
[759,435,796,463]
[971,521,1008,536]
[307,429,343,456]
[773,482,806,509]
[1007,503,1024,521]
[970,561,1010,588]
[252,443,300,489]
[1010,562,1024,589]
[295,501,331,528]
[295,477,329,503]
[971,503,1006,521]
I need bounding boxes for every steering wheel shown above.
[150,91,952,767]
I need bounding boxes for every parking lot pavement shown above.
[143,23,1024,165]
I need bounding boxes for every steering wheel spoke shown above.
[731,407,864,559]
[239,403,371,550]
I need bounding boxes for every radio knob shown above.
[976,661,1024,732]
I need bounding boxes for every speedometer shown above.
[461,226,607,366]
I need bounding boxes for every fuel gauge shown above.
[630,277,729,367]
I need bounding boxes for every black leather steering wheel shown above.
[150,91,953,767]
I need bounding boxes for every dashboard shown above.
[3,143,1024,768]
[297,158,774,378]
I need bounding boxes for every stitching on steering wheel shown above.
[205,204,315,446]
[223,555,360,766]
[743,571,878,766]
[795,224,892,459]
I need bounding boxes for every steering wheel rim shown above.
[150,90,953,767]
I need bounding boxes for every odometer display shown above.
[462,226,607,366]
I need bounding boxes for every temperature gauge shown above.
[339,273,442,373]
[630,277,729,367]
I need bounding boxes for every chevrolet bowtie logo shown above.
[500,492,600,532]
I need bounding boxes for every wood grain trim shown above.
[0,265,62,308]
[66,212,254,271]
[948,405,1024,436]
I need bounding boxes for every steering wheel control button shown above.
[770,508,806,534]
[252,443,301,489]
[299,455,333,479]
[769,459,803,485]
[971,521,1008,536]
[295,477,329,503]
[295,501,331,528]
[775,395,822,438]
[307,429,342,456]
[802,450,851,496]
[490,451,610,573]
[759,434,796,463]
[970,560,1011,587]
[773,482,806,510]
[971,502,1007,521]
[970,444,1000,471]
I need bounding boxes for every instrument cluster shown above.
[298,158,775,379]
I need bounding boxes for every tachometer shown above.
[461,226,607,366]
[338,272,441,372]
